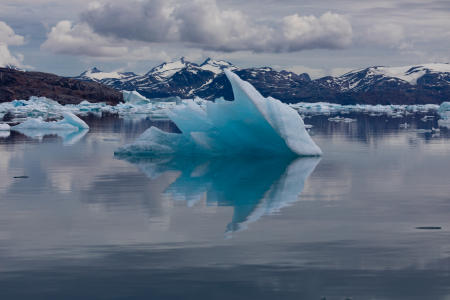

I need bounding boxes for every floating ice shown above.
[122,90,151,105]
[328,116,356,123]
[0,123,10,138]
[0,123,10,131]
[0,93,442,123]
[116,70,322,157]
[438,102,450,119]
[437,102,450,129]
[290,102,439,116]
[12,112,89,130]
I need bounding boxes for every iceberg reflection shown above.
[122,156,320,233]
[12,128,89,145]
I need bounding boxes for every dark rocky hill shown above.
[0,67,123,105]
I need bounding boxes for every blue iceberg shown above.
[115,70,322,157]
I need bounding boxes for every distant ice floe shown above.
[10,112,89,144]
[438,102,450,129]
[116,70,322,157]
[0,92,443,124]
[0,123,10,131]
[290,102,439,117]
[0,123,10,138]
[0,96,178,121]
[122,90,151,105]
[328,116,356,123]
[12,112,88,130]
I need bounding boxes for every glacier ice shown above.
[0,94,441,123]
[59,112,89,129]
[12,112,89,130]
[121,155,320,233]
[116,70,322,157]
[0,123,10,131]
[122,90,151,105]
[290,102,439,116]
[438,102,450,128]
[438,102,450,120]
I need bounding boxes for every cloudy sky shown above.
[1,0,449,77]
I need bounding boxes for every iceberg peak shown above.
[116,71,322,157]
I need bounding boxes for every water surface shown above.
[0,113,449,299]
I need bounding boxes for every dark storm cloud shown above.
[81,0,177,43]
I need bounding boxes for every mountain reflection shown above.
[122,156,320,233]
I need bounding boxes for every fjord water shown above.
[0,114,449,299]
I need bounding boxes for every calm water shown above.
[0,113,449,299]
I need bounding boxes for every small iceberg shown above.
[438,102,450,128]
[122,90,151,105]
[438,102,450,119]
[0,123,10,131]
[11,112,89,145]
[116,70,322,157]
[12,112,89,130]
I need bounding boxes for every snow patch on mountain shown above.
[199,58,236,74]
[74,60,450,104]
[147,57,189,78]
[345,63,450,85]
[79,67,137,81]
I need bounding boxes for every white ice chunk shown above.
[12,112,89,130]
[60,112,89,129]
[0,123,10,131]
[438,102,450,120]
[438,119,450,129]
[116,70,322,157]
[122,90,151,105]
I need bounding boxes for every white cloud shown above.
[0,45,25,67]
[280,12,352,51]
[0,21,25,46]
[41,20,169,61]
[79,0,353,53]
[0,21,26,67]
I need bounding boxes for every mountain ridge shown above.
[74,58,450,105]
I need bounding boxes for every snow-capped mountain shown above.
[74,60,450,105]
[76,67,138,81]
[318,64,450,92]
